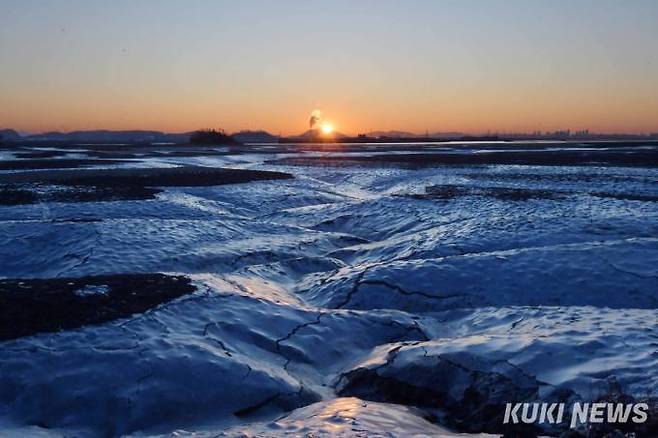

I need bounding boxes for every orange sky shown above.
[2,1,657,135]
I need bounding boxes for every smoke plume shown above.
[309,109,323,129]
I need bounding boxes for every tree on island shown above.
[189,129,240,145]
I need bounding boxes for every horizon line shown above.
[5,127,658,137]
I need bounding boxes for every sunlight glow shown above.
[321,123,333,135]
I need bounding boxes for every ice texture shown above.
[1,147,657,436]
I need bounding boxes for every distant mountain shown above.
[365,131,467,139]
[430,132,466,139]
[367,130,417,138]
[232,130,279,143]
[0,129,21,141]
[25,130,191,143]
[293,129,348,140]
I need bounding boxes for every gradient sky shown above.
[1,0,658,135]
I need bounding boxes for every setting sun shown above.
[321,123,334,135]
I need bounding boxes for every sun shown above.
[321,123,334,135]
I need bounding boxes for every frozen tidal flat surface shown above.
[0,148,657,437]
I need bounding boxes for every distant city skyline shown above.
[2,0,658,135]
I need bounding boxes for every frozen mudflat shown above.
[0,142,657,437]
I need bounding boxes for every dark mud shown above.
[462,172,658,186]
[0,184,158,205]
[0,159,129,170]
[0,166,293,186]
[589,192,658,202]
[0,273,196,341]
[0,166,293,204]
[336,353,552,436]
[13,150,68,159]
[410,185,566,201]
[85,148,232,159]
[0,186,37,205]
[273,149,658,168]
[406,185,658,203]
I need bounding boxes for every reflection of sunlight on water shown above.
[276,398,364,433]
[457,334,490,345]
[319,396,361,420]
[264,397,465,436]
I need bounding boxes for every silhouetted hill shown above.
[0,129,21,141]
[189,129,240,145]
[364,131,467,139]
[232,130,279,143]
[430,132,466,139]
[25,130,190,143]
[294,129,347,140]
[367,130,416,138]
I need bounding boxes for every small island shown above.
[189,129,241,145]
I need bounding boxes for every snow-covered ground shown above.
[1,147,657,437]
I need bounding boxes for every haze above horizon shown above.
[1,0,657,135]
